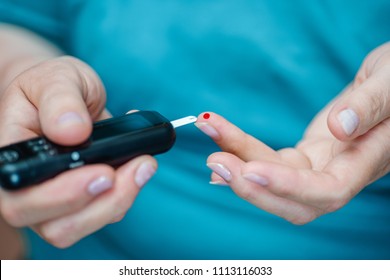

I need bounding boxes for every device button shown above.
[27,138,46,147]
[0,150,19,163]
[68,151,84,169]
[31,144,50,152]
[30,143,57,156]
[71,152,80,161]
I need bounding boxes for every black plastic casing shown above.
[0,111,176,190]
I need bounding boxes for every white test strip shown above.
[170,116,197,128]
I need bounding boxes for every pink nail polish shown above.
[209,180,229,186]
[195,122,220,139]
[337,109,359,136]
[243,173,269,186]
[88,176,113,196]
[135,162,156,188]
[207,163,232,182]
[57,112,84,126]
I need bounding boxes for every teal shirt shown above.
[1,0,390,259]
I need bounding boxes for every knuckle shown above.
[60,56,103,93]
[21,57,83,85]
[18,57,83,93]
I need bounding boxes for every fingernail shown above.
[88,176,113,196]
[337,109,359,136]
[57,112,84,126]
[195,122,220,139]
[135,162,156,188]
[207,163,232,182]
[209,180,229,186]
[243,173,269,186]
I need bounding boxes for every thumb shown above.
[19,57,107,145]
[328,44,390,141]
[328,68,390,141]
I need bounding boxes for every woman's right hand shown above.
[0,56,157,248]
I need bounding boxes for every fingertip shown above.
[206,152,246,184]
[56,164,115,197]
[328,107,360,141]
[207,162,233,182]
[197,111,214,122]
[195,112,233,141]
[134,158,157,188]
[206,151,227,165]
[87,175,114,197]
[195,121,220,140]
[43,111,92,145]
[117,155,158,189]
[209,172,229,186]
[196,111,231,128]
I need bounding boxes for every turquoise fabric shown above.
[1,0,390,259]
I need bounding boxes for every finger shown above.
[17,57,107,145]
[34,155,157,248]
[0,165,115,227]
[328,62,390,140]
[207,152,321,225]
[196,112,279,162]
[242,115,390,214]
[209,172,229,186]
[240,160,346,213]
[326,117,390,189]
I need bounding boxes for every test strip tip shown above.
[171,116,197,128]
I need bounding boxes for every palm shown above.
[239,93,389,223]
[207,43,390,224]
[207,91,388,224]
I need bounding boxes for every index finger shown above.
[195,111,279,162]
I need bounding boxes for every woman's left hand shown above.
[196,42,390,224]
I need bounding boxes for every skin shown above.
[0,25,157,251]
[0,23,388,250]
[197,42,390,225]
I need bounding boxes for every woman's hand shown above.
[0,56,157,248]
[196,42,390,224]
